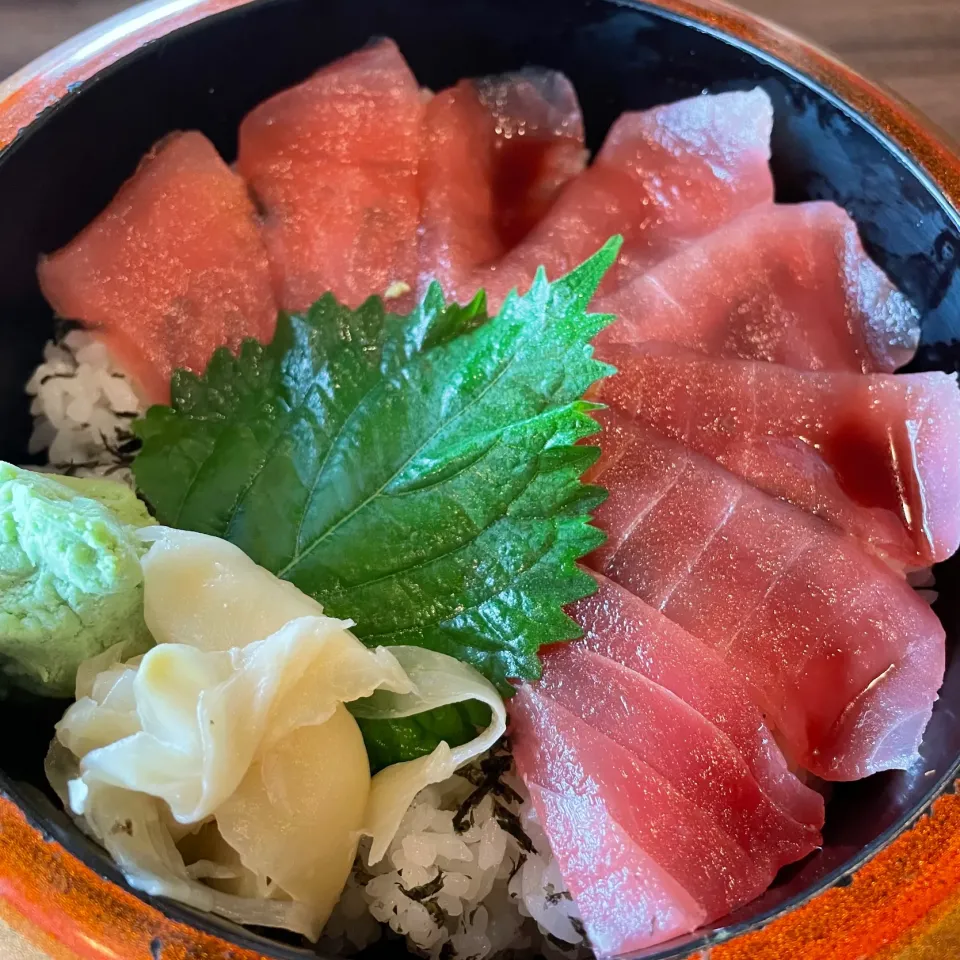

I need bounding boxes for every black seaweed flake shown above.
[57,428,142,478]
[422,898,447,928]
[451,744,539,866]
[401,871,447,928]
[495,810,536,856]
[405,872,445,902]
[39,372,77,386]
[545,883,573,906]
[453,749,514,832]
[507,852,527,884]
[103,430,142,460]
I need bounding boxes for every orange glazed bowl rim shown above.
[0,2,959,960]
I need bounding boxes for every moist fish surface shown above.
[567,575,825,830]
[596,201,920,372]
[37,132,277,405]
[473,88,775,309]
[238,38,424,312]
[418,69,586,303]
[595,343,960,568]
[509,577,823,956]
[585,409,946,781]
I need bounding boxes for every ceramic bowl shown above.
[0,2,958,958]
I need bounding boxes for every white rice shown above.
[25,332,588,959]
[322,749,587,959]
[26,329,143,484]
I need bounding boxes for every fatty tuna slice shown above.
[595,344,960,568]
[474,88,774,309]
[237,39,423,312]
[596,201,920,372]
[567,575,825,831]
[38,131,277,405]
[418,69,587,302]
[586,410,946,781]
[511,687,773,953]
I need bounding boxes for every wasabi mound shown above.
[0,464,154,696]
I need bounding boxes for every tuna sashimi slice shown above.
[512,579,824,955]
[538,642,821,875]
[596,202,920,372]
[567,575,825,831]
[237,39,423,312]
[595,344,960,568]
[511,687,772,944]
[474,88,774,309]
[38,131,277,405]
[526,784,706,957]
[586,410,945,781]
[418,70,586,302]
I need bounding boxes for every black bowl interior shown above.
[0,1,959,958]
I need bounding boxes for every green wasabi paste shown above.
[0,464,155,697]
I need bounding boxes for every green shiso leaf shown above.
[356,700,493,775]
[133,239,620,761]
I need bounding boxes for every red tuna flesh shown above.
[475,88,774,309]
[418,69,586,302]
[37,132,276,405]
[567,575,825,830]
[237,39,423,312]
[586,410,945,781]
[512,687,773,954]
[596,201,920,372]
[523,782,705,956]
[595,344,960,569]
[510,577,824,955]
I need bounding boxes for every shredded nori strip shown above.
[39,372,77,386]
[495,810,537,856]
[545,884,573,905]
[453,748,516,831]
[57,429,142,479]
[405,872,445,902]
[507,851,527,884]
[422,898,447,928]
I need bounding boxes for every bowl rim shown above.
[0,1,959,959]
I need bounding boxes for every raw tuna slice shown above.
[567,575,825,831]
[595,344,960,568]
[523,783,706,957]
[586,410,946,781]
[511,688,772,954]
[418,70,586,302]
[596,201,920,372]
[38,131,276,405]
[510,578,824,955]
[237,39,423,312]
[474,88,774,309]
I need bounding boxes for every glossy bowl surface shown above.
[0,2,959,959]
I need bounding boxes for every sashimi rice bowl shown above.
[3,2,960,958]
